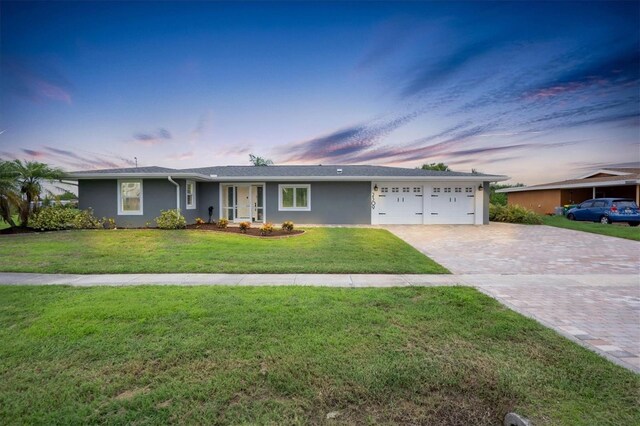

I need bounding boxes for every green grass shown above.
[0,286,637,425]
[542,215,640,241]
[0,228,448,274]
[0,215,19,230]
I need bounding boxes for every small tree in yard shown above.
[420,162,450,171]
[11,160,64,228]
[249,154,274,166]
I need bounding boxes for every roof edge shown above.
[497,178,640,193]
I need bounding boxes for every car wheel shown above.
[600,216,611,225]
[567,213,575,220]
[629,222,639,227]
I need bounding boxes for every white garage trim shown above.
[372,181,483,225]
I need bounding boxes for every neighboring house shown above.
[497,167,640,215]
[66,165,508,227]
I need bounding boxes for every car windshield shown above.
[613,200,638,208]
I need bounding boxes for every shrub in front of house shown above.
[260,222,274,236]
[489,203,543,225]
[29,206,103,231]
[195,217,205,225]
[217,218,229,229]
[29,205,80,231]
[102,218,117,229]
[239,221,251,233]
[72,208,102,229]
[281,221,295,232]
[154,209,187,229]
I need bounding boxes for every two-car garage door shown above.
[374,182,476,224]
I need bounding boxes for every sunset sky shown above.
[1,1,638,184]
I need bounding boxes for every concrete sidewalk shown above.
[0,272,637,287]
[0,272,457,287]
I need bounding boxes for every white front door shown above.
[222,184,265,222]
[235,185,251,221]
[374,183,423,224]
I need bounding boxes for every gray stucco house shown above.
[67,165,508,227]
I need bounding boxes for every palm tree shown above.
[0,161,19,228]
[249,154,274,166]
[12,160,64,227]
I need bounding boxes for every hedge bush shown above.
[489,203,543,225]
[154,209,186,229]
[29,206,103,231]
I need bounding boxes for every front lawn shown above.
[542,215,640,241]
[0,286,637,425]
[0,228,448,274]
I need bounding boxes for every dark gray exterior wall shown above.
[197,182,220,222]
[264,181,371,224]
[79,178,207,227]
[483,181,490,225]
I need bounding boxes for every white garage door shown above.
[375,183,423,224]
[425,183,475,224]
[373,182,477,224]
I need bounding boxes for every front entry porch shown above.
[221,183,265,223]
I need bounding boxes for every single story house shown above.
[66,165,508,227]
[497,167,640,215]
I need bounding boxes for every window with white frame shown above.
[186,180,196,209]
[118,180,143,215]
[279,184,311,211]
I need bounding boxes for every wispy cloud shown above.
[133,128,172,146]
[189,111,213,144]
[2,58,73,104]
[278,110,425,163]
[524,47,640,100]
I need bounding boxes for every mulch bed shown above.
[185,223,304,237]
[0,227,36,235]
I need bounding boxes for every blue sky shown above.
[1,1,638,184]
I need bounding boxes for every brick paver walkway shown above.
[386,223,640,372]
[385,223,640,274]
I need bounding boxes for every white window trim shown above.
[186,180,196,210]
[278,184,311,211]
[117,179,143,216]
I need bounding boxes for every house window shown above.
[279,184,311,211]
[465,187,473,193]
[433,187,440,193]
[454,187,462,193]
[444,188,451,193]
[391,187,399,193]
[186,180,196,209]
[118,180,143,215]
[402,187,410,192]
[381,187,388,193]
[413,187,421,193]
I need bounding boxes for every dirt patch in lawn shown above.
[186,223,305,238]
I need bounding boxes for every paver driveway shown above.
[385,222,640,274]
[386,223,640,372]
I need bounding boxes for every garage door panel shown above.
[375,183,423,224]
[425,183,476,224]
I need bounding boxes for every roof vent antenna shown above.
[134,157,138,168]
[337,168,342,175]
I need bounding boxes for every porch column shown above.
[636,185,639,205]
[592,187,596,198]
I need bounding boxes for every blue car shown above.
[566,198,640,226]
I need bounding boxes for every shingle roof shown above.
[72,166,180,174]
[497,172,640,193]
[603,167,640,174]
[67,164,508,181]
[182,165,491,178]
